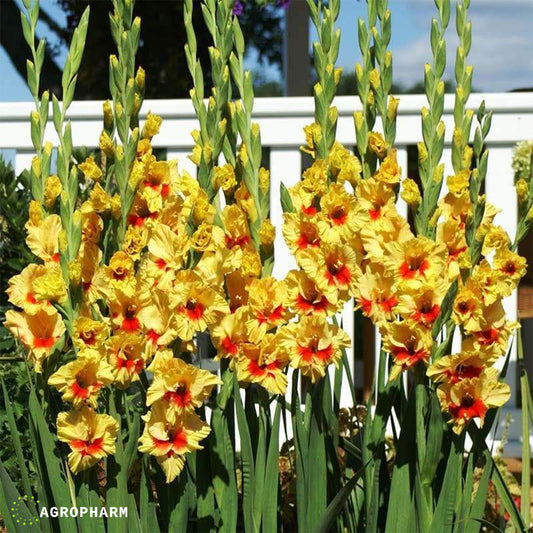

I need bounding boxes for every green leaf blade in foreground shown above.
[0,461,38,533]
[28,390,78,533]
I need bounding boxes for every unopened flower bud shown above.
[516,179,529,203]
[259,219,275,249]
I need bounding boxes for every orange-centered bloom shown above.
[244,277,291,343]
[436,369,510,434]
[171,271,229,341]
[396,282,446,328]
[318,183,358,243]
[102,251,136,297]
[211,307,251,360]
[57,407,118,473]
[385,236,447,286]
[427,351,486,385]
[146,353,221,419]
[382,320,433,381]
[282,212,322,255]
[235,335,290,395]
[277,316,351,382]
[285,270,340,317]
[4,308,65,372]
[73,316,109,353]
[138,402,210,483]
[48,351,114,408]
[299,243,359,302]
[107,333,148,388]
[6,264,54,315]
[354,264,398,325]
[25,214,62,263]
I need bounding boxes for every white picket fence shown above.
[1,93,532,454]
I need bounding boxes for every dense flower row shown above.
[4,0,527,489]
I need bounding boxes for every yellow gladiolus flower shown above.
[355,177,397,229]
[4,308,65,372]
[48,350,114,408]
[138,289,178,352]
[44,174,62,207]
[7,264,55,315]
[436,368,510,434]
[145,224,189,290]
[81,183,114,214]
[446,170,470,197]
[57,407,118,473]
[211,307,251,360]
[282,212,322,256]
[171,272,229,341]
[146,354,221,418]
[32,264,68,304]
[462,301,518,359]
[318,183,359,243]
[108,289,144,333]
[400,178,421,207]
[81,212,104,244]
[452,280,484,332]
[375,149,401,184]
[481,225,510,255]
[78,156,103,182]
[353,264,398,325]
[471,259,508,305]
[382,320,433,381]
[244,277,291,343]
[298,243,359,302]
[277,315,350,383]
[223,205,252,251]
[493,247,527,288]
[213,163,237,192]
[368,131,387,158]
[437,219,470,280]
[102,251,136,297]
[142,111,162,139]
[285,269,340,317]
[107,333,147,388]
[396,281,447,328]
[384,236,447,286]
[73,316,109,352]
[427,351,486,385]
[138,402,210,483]
[235,335,290,395]
[26,214,62,263]
[259,218,276,249]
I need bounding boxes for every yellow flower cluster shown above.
[285,126,524,433]
[5,117,232,478]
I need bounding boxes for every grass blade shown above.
[233,377,256,533]
[0,460,38,533]
[0,377,36,516]
[262,397,282,533]
[28,390,77,532]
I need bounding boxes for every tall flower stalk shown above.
[0,1,529,532]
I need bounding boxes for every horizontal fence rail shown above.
[1,92,532,454]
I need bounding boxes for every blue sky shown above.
[1,0,532,101]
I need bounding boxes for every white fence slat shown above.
[15,150,34,175]
[166,149,197,178]
[269,147,301,279]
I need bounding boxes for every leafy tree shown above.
[1,0,284,99]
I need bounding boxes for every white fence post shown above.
[15,150,34,175]
[269,147,301,279]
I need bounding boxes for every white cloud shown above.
[392,1,533,91]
